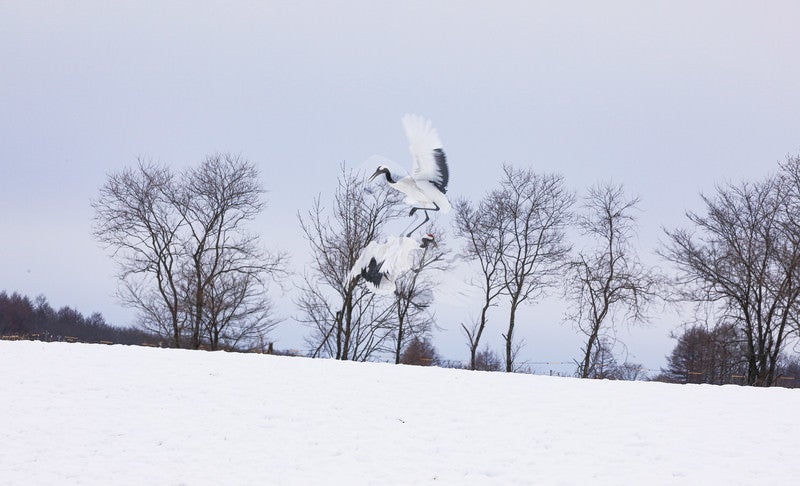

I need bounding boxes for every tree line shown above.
[0,291,157,345]
[655,324,800,388]
[87,153,800,386]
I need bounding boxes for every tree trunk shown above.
[394,324,404,365]
[504,298,519,372]
[334,310,343,359]
[341,297,354,360]
[470,300,491,370]
[580,325,600,379]
[191,259,204,349]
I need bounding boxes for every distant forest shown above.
[0,291,159,346]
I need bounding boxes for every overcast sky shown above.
[2,1,799,371]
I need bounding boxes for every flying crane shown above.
[369,114,450,237]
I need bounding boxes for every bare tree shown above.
[583,338,619,379]
[497,166,573,372]
[566,183,658,379]
[175,154,284,350]
[662,168,800,386]
[297,166,403,360]
[578,338,639,380]
[454,195,508,370]
[614,362,646,381]
[390,225,449,364]
[473,345,503,371]
[202,264,279,351]
[93,155,285,350]
[93,161,186,346]
[778,155,800,338]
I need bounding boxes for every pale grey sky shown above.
[2,1,799,371]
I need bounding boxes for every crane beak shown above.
[368,168,382,182]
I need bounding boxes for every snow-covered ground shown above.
[1,341,798,485]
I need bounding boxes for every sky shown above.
[2,1,799,371]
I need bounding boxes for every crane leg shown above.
[405,210,430,237]
[399,212,420,236]
[403,203,440,237]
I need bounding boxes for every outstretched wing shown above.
[362,257,397,295]
[349,240,383,283]
[350,237,422,295]
[402,114,449,193]
[349,239,395,295]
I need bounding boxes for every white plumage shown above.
[349,234,435,295]
[370,114,450,236]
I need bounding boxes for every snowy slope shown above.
[1,341,798,485]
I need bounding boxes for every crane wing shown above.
[402,114,449,194]
[349,240,385,283]
[381,237,420,277]
[350,237,422,295]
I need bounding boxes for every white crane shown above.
[369,114,450,237]
[349,234,436,295]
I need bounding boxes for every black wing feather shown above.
[360,257,387,287]
[431,148,448,193]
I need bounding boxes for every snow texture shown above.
[1,340,798,485]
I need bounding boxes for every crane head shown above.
[420,233,437,248]
[369,165,391,183]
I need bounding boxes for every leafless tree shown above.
[496,166,573,372]
[573,337,645,380]
[579,337,625,379]
[174,154,284,350]
[565,183,658,378]
[93,161,186,346]
[662,167,800,386]
[614,362,646,381]
[93,155,285,350]
[297,165,403,360]
[390,225,449,364]
[778,155,800,337]
[473,345,503,371]
[201,264,279,351]
[454,195,508,370]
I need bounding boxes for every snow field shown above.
[1,341,798,485]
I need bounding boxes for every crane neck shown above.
[379,167,396,184]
